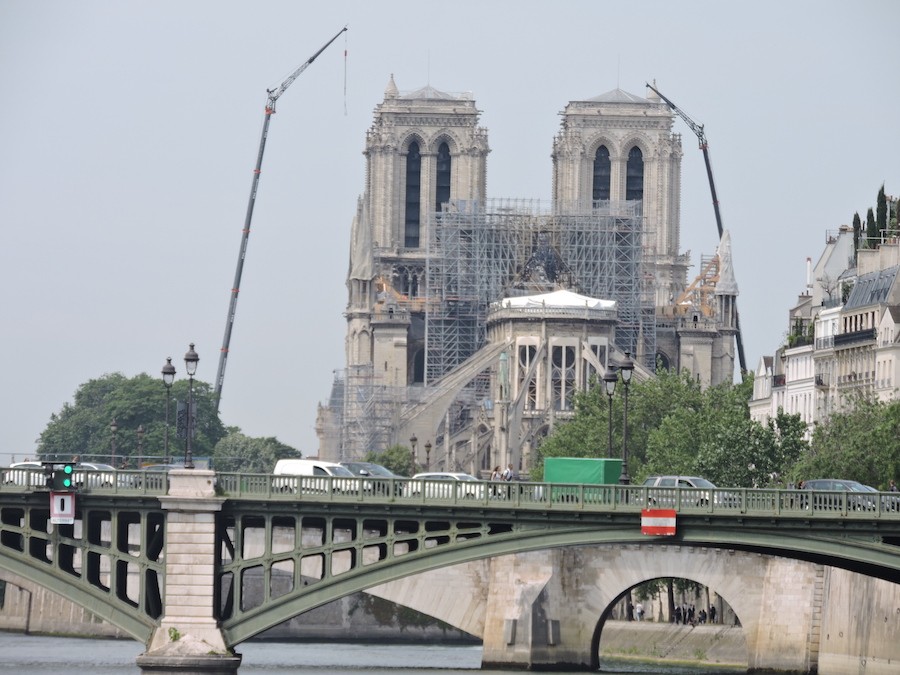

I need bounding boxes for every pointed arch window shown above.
[405,141,421,248]
[435,141,451,212]
[626,146,644,201]
[592,145,611,202]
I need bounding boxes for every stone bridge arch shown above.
[369,544,824,672]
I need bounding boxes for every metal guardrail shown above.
[214,473,900,519]
[0,466,168,496]
[4,467,900,520]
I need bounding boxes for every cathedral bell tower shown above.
[339,77,490,455]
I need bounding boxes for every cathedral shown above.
[316,77,739,474]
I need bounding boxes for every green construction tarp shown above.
[543,457,622,484]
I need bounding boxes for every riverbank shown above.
[601,621,747,669]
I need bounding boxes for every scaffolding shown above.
[425,198,655,382]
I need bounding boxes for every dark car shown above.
[340,461,405,496]
[801,479,879,511]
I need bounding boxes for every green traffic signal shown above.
[52,463,75,491]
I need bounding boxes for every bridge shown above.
[1,467,899,673]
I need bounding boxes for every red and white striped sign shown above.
[641,509,676,536]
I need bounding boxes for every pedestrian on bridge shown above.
[490,466,502,497]
[890,479,898,492]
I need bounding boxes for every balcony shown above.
[772,374,786,388]
[814,373,830,388]
[833,328,876,348]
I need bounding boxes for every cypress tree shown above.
[876,184,887,240]
[866,207,878,246]
[852,212,861,258]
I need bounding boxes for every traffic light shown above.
[52,462,75,491]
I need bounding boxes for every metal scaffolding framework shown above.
[424,198,655,383]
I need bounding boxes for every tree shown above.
[876,184,887,241]
[792,394,900,489]
[38,372,227,465]
[852,212,861,259]
[866,207,878,246]
[365,444,416,477]
[212,430,299,473]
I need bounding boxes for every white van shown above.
[272,458,358,494]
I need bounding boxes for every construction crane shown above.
[214,26,348,412]
[645,82,748,380]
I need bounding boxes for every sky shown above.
[1,1,898,467]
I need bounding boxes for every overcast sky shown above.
[1,1,898,467]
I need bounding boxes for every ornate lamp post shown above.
[409,434,417,474]
[136,424,144,469]
[184,343,199,469]
[162,357,176,464]
[619,352,635,485]
[109,418,118,466]
[602,368,618,459]
[424,441,432,471]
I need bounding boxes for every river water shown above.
[0,633,749,674]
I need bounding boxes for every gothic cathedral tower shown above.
[551,86,688,311]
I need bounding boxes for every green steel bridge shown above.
[1,467,899,650]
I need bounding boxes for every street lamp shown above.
[409,434,417,473]
[109,418,118,466]
[162,357,176,464]
[619,352,635,485]
[602,368,617,459]
[184,343,199,469]
[424,441,432,471]
[136,424,144,469]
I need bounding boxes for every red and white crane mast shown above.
[646,82,748,380]
[214,26,348,412]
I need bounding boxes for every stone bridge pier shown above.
[135,470,241,675]
[481,546,824,671]
[371,545,900,673]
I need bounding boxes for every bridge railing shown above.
[212,474,900,519]
[0,465,169,496]
[4,467,899,519]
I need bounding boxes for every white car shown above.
[408,472,487,499]
[2,461,47,487]
[74,462,119,488]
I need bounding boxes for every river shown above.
[0,632,749,674]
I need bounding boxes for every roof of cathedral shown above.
[498,289,616,310]
[585,88,651,104]
[384,75,470,101]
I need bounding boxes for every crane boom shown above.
[214,26,348,412]
[645,82,748,379]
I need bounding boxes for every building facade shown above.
[750,225,900,436]
[317,79,740,473]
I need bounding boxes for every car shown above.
[73,462,119,488]
[800,479,880,511]
[341,461,406,496]
[408,472,487,500]
[641,475,726,507]
[272,458,359,494]
[2,461,46,487]
[340,461,404,478]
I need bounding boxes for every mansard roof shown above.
[844,265,899,310]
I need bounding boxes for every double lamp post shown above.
[602,352,634,485]
[161,343,200,470]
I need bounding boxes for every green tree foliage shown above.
[794,394,900,489]
[38,372,227,465]
[852,212,861,259]
[212,430,299,473]
[876,184,887,241]
[866,207,878,246]
[536,367,808,489]
[365,444,415,477]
